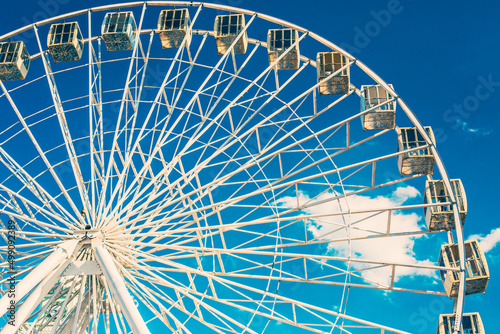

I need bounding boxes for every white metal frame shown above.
[0,2,472,334]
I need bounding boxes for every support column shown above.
[0,239,79,319]
[92,239,151,334]
[0,256,76,333]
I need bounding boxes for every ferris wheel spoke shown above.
[106,131,228,232]
[115,153,208,231]
[108,242,450,307]
[104,144,144,222]
[120,142,193,223]
[159,63,311,203]
[0,85,83,225]
[108,17,287,217]
[0,229,68,250]
[137,41,308,202]
[106,162,397,243]
[0,249,53,272]
[181,278,338,334]
[109,129,279,235]
[88,10,99,226]
[124,267,261,334]
[104,126,204,231]
[168,42,193,115]
[121,182,188,237]
[96,3,151,226]
[110,91,248,228]
[122,273,198,333]
[118,244,412,333]
[215,199,410,249]
[224,89,388,180]
[0,183,79,231]
[104,59,239,221]
[98,6,205,225]
[113,24,159,220]
[0,162,76,226]
[123,4,149,151]
[163,6,204,110]
[0,207,73,235]
[115,65,358,227]
[106,163,243,241]
[107,246,202,333]
[106,135,404,237]
[117,240,453,278]
[167,14,257,121]
[32,26,92,228]
[116,76,158,219]
[187,43,264,125]
[220,59,355,151]
[213,142,417,213]
[98,62,193,227]
[111,220,434,259]
[198,109,329,193]
[126,31,156,155]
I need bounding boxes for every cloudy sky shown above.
[0,0,498,333]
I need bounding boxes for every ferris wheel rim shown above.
[0,2,469,333]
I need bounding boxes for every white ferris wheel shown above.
[0,2,490,334]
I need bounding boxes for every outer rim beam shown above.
[0,2,468,332]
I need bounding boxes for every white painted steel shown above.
[92,239,151,334]
[0,2,472,334]
[0,240,79,319]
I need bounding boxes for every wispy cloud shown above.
[436,74,498,143]
[391,186,420,203]
[468,227,500,253]
[455,119,492,136]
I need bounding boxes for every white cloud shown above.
[456,119,492,136]
[468,227,500,253]
[276,186,437,287]
[392,185,421,202]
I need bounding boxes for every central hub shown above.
[72,227,103,244]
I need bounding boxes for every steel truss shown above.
[0,2,467,334]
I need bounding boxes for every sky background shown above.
[0,0,499,332]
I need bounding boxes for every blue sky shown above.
[0,0,499,333]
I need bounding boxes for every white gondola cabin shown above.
[158,9,191,49]
[424,179,467,231]
[396,126,435,175]
[47,22,84,62]
[267,29,300,70]
[439,240,489,298]
[317,52,349,95]
[361,84,396,129]
[102,12,137,51]
[214,14,247,55]
[0,41,30,81]
[437,313,484,334]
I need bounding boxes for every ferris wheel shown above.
[0,2,489,334]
